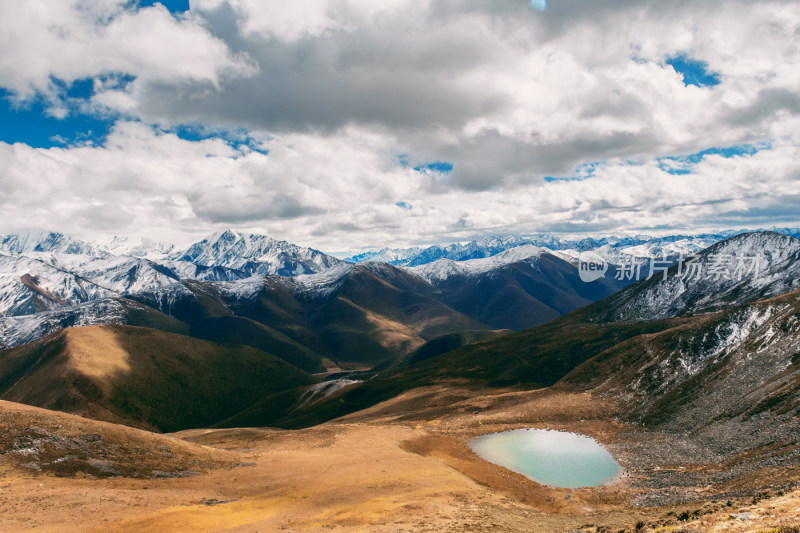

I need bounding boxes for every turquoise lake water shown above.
[469,429,622,488]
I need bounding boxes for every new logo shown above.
[578,251,608,283]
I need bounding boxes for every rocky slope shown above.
[586,232,800,322]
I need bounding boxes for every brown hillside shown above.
[0,325,315,432]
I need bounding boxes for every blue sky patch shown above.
[658,142,769,175]
[168,124,269,155]
[395,202,412,210]
[139,0,190,14]
[666,54,721,87]
[544,176,587,183]
[0,74,134,148]
[529,0,547,12]
[414,161,454,174]
[0,88,114,147]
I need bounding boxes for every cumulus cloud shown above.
[0,0,798,251]
[0,0,255,102]
[0,121,798,252]
[112,0,800,185]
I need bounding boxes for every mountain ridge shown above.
[2,228,798,372]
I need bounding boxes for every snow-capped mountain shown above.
[406,244,629,330]
[408,244,550,283]
[175,230,341,276]
[0,254,117,316]
[71,256,184,295]
[0,229,342,320]
[341,234,619,267]
[0,234,247,320]
[2,227,799,358]
[289,261,429,299]
[0,298,149,349]
[552,238,717,270]
[613,237,718,259]
[347,247,422,264]
[589,232,800,322]
[93,235,176,260]
[403,236,536,266]
[346,229,798,268]
[0,252,249,319]
[555,276,800,483]
[0,230,102,257]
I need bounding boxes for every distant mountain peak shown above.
[409,244,550,282]
[0,230,101,257]
[176,229,340,277]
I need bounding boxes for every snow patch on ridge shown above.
[408,244,549,282]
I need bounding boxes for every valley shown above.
[0,229,799,531]
[3,2,799,530]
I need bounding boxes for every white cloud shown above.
[0,121,797,252]
[0,0,255,101]
[0,0,798,250]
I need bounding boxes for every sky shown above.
[0,0,798,253]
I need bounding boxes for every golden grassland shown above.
[2,385,798,532]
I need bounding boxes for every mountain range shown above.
[1,228,799,433]
[1,226,797,367]
[345,227,800,266]
[0,227,648,355]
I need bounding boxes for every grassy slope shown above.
[235,312,682,428]
[188,267,488,369]
[289,288,800,434]
[0,399,236,478]
[0,325,315,432]
[139,268,488,371]
[118,298,191,336]
[173,281,327,373]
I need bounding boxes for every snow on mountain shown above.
[408,244,550,283]
[3,227,799,350]
[0,230,102,257]
[0,231,182,261]
[347,233,730,268]
[615,237,718,259]
[403,236,535,267]
[70,256,183,295]
[346,230,793,269]
[212,275,269,302]
[345,236,540,266]
[290,262,401,297]
[0,229,337,323]
[93,235,176,260]
[175,230,341,276]
[591,232,800,322]
[347,247,422,265]
[0,254,117,317]
[126,281,196,318]
[167,260,248,283]
[767,226,800,239]
[0,252,246,319]
[291,263,357,295]
[0,298,134,349]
